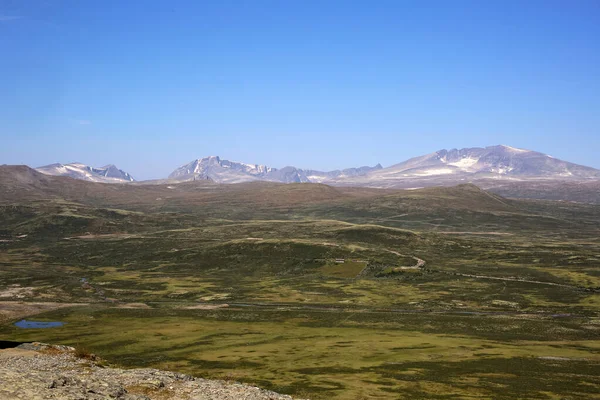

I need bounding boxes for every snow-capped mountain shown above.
[168,156,382,184]
[390,145,599,178]
[331,145,600,188]
[168,156,276,183]
[36,163,135,183]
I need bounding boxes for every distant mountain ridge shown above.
[391,145,598,178]
[31,145,600,187]
[169,146,599,186]
[168,155,383,184]
[36,163,135,183]
[331,145,600,188]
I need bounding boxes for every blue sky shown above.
[1,0,599,180]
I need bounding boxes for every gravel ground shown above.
[0,343,303,400]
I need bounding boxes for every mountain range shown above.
[33,145,600,187]
[168,155,383,184]
[36,163,135,183]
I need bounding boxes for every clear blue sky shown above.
[1,0,599,180]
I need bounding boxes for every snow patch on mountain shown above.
[500,145,530,153]
[412,168,455,176]
[306,175,328,183]
[491,166,515,174]
[447,157,479,170]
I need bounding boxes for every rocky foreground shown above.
[0,343,302,400]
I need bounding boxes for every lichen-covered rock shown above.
[16,341,75,352]
[0,343,303,400]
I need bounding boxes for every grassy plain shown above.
[1,168,599,399]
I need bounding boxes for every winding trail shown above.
[386,249,426,270]
[383,248,597,292]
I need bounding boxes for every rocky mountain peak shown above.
[36,163,135,183]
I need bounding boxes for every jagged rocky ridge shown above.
[168,155,383,184]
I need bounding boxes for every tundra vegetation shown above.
[0,166,599,399]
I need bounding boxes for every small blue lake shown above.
[14,320,64,329]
